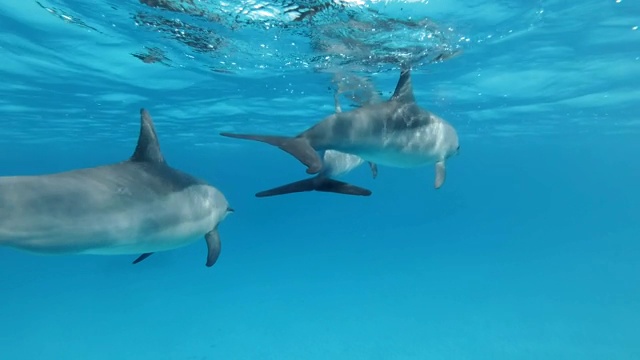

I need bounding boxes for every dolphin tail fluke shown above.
[220,132,322,174]
[255,177,372,197]
[316,179,372,196]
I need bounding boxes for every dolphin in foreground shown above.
[255,77,379,197]
[0,108,233,267]
[220,68,460,190]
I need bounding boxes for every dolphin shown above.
[255,76,379,197]
[220,68,460,190]
[0,108,233,267]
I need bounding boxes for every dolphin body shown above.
[221,69,460,190]
[0,109,233,267]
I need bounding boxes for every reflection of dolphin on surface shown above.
[255,74,379,198]
[221,68,460,191]
[0,109,233,267]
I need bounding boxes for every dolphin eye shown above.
[456,145,460,151]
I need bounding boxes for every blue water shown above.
[1,0,639,359]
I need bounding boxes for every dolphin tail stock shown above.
[219,132,322,174]
[255,177,372,198]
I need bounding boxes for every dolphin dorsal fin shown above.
[389,68,415,103]
[130,108,165,163]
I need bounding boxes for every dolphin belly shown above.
[326,126,446,168]
[349,150,436,168]
[321,150,366,177]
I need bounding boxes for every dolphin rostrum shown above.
[0,108,233,267]
[220,68,460,190]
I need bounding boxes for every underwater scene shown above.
[0,0,638,359]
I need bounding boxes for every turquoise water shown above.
[1,0,639,359]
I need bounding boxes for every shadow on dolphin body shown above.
[221,68,460,192]
[0,108,233,267]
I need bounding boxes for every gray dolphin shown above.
[255,77,378,197]
[220,68,460,190]
[0,108,233,267]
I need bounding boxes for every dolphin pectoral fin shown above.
[204,228,222,267]
[368,162,378,179]
[434,161,446,189]
[132,252,154,264]
[219,133,322,174]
